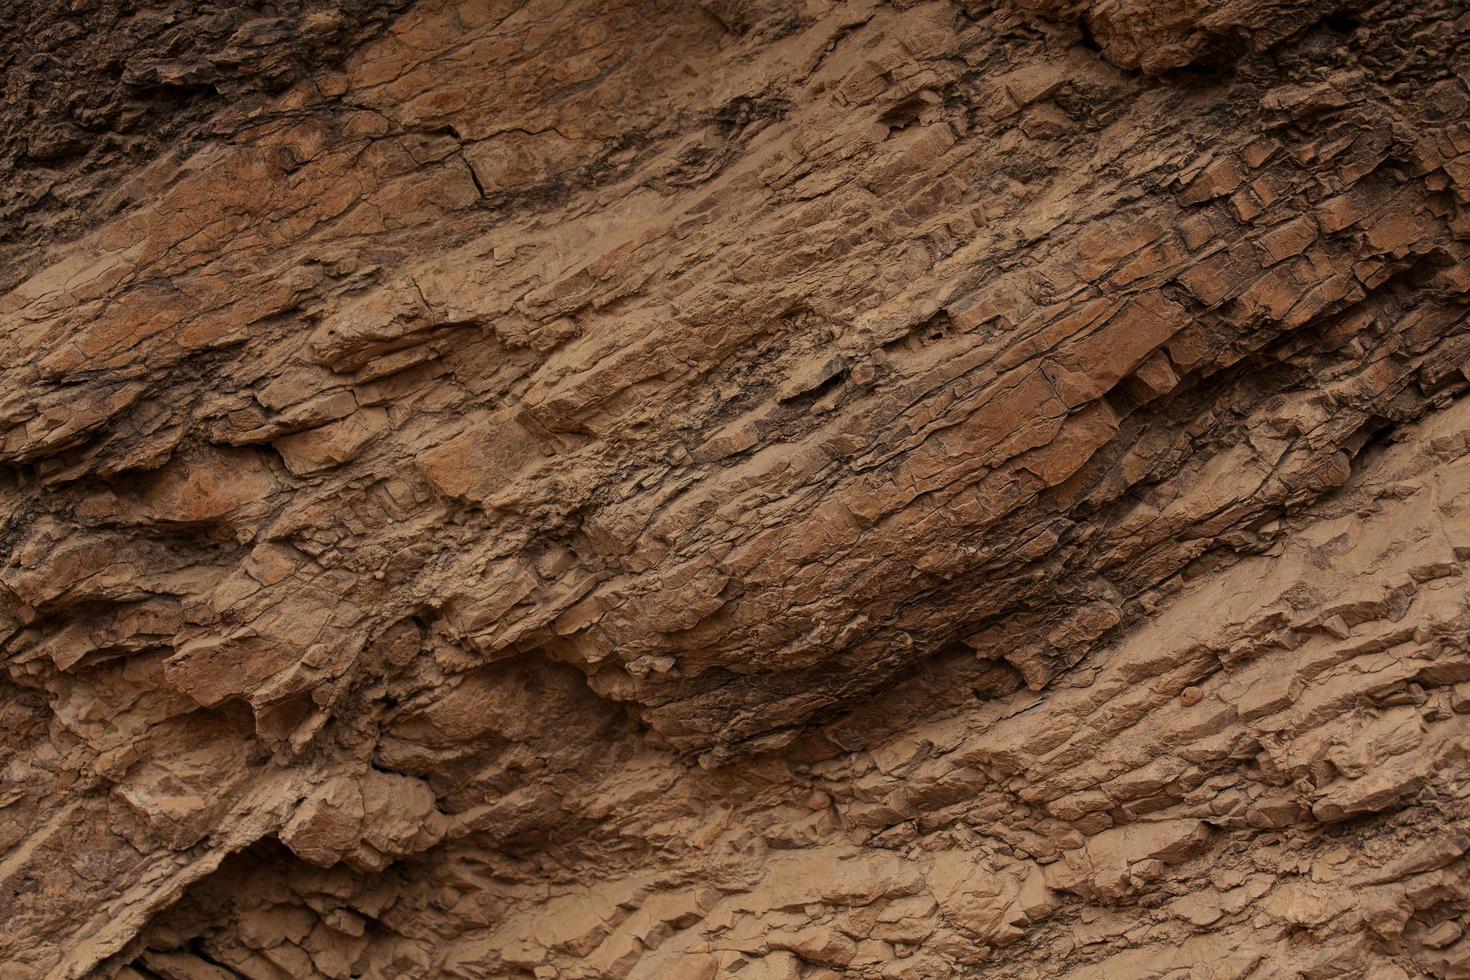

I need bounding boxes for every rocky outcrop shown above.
[3,0,1470,977]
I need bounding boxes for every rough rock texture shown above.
[0,0,413,294]
[4,0,1470,977]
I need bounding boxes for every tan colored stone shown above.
[4,3,1470,978]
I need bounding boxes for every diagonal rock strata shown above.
[3,0,1470,976]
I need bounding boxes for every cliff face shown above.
[3,0,1470,977]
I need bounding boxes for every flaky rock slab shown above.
[3,0,1470,977]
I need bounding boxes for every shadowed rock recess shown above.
[3,0,1470,976]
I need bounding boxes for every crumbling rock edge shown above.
[3,0,1470,977]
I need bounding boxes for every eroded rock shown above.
[3,0,1470,977]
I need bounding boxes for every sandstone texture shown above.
[4,0,1470,977]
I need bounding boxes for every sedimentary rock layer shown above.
[3,0,1470,977]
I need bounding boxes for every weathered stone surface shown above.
[3,0,1470,977]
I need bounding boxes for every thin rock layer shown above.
[3,0,1470,977]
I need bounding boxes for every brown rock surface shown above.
[3,0,1470,976]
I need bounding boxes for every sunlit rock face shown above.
[3,0,1470,977]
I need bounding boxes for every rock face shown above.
[3,0,1470,976]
